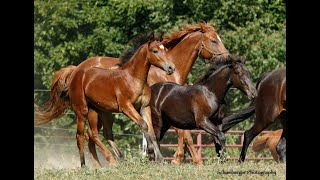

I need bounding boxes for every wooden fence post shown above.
[197,132,202,160]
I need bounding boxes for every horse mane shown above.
[162,21,216,49]
[194,54,243,84]
[119,33,151,66]
[194,60,231,85]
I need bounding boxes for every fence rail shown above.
[160,129,274,161]
[35,126,274,161]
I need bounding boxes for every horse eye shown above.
[211,40,217,44]
[153,50,158,53]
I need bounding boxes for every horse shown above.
[219,67,286,163]
[35,33,175,167]
[36,22,231,167]
[252,129,283,163]
[149,56,257,162]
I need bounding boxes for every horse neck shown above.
[148,32,201,85]
[120,45,150,83]
[201,67,232,102]
[168,32,201,84]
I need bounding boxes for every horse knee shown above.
[89,132,100,143]
[138,120,149,132]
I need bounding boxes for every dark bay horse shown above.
[149,56,256,161]
[35,33,175,167]
[37,22,230,167]
[220,67,286,163]
[252,129,283,163]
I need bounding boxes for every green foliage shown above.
[34,0,286,156]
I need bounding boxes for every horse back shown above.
[256,67,286,114]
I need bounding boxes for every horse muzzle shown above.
[164,64,175,75]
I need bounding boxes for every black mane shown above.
[119,33,150,66]
[194,54,244,84]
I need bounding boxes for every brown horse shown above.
[35,22,230,167]
[252,129,283,163]
[35,33,175,167]
[86,22,230,166]
[149,56,257,162]
[221,67,286,163]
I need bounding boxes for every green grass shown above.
[34,157,286,180]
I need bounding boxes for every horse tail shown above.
[34,65,76,125]
[221,105,255,133]
[251,133,270,153]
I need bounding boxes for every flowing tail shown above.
[34,65,76,125]
[251,133,270,153]
[221,105,255,133]
[252,129,283,153]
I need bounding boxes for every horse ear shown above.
[148,32,155,42]
[199,20,207,32]
[159,32,164,41]
[240,56,246,64]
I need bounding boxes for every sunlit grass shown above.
[34,156,285,180]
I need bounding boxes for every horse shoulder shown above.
[190,86,218,114]
[134,85,152,109]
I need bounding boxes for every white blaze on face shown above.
[159,45,165,49]
[217,35,222,43]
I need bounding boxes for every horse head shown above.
[197,22,230,62]
[228,55,257,100]
[147,33,175,75]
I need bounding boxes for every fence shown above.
[160,129,274,161]
[34,125,274,162]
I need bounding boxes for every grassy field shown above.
[34,157,286,180]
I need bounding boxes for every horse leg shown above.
[276,114,286,163]
[86,117,102,168]
[87,108,117,166]
[184,130,201,165]
[100,112,123,160]
[197,117,226,161]
[74,112,86,167]
[239,126,264,163]
[210,124,223,157]
[270,145,280,163]
[212,136,222,157]
[140,105,163,161]
[239,105,279,162]
[171,128,185,165]
[120,102,158,161]
[276,132,286,163]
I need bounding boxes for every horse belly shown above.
[86,94,119,113]
[161,103,197,129]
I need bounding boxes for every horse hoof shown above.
[171,159,181,165]
[194,161,202,166]
[108,162,117,167]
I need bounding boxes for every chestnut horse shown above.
[36,22,230,167]
[149,56,257,161]
[252,129,283,162]
[35,33,175,167]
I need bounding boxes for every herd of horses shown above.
[35,22,286,167]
